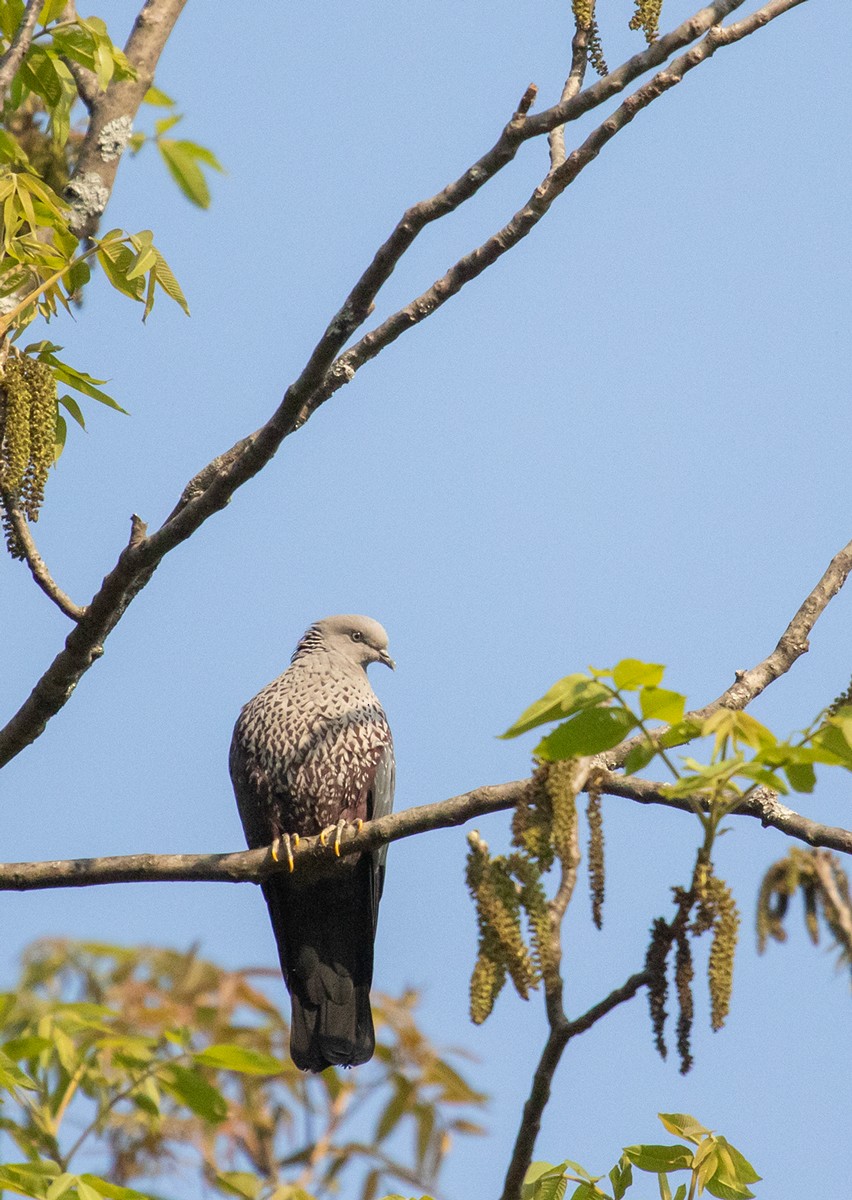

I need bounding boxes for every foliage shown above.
[523,1112,761,1200]
[0,0,222,552]
[489,659,852,1067]
[0,939,485,1200]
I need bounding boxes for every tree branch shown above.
[0,755,851,893]
[498,966,650,1200]
[0,490,85,621]
[0,0,42,104]
[65,0,189,238]
[0,0,811,768]
[608,533,852,770]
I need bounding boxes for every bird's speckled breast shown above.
[233,650,392,836]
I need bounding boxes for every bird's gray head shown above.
[294,614,395,671]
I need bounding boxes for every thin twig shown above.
[549,21,589,169]
[608,534,852,769]
[0,0,42,103]
[0,490,85,621]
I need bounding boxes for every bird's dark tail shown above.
[262,858,376,1072]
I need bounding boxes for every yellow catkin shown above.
[705,875,739,1032]
[465,833,536,1017]
[469,942,506,1026]
[571,0,594,28]
[629,0,664,45]
[509,852,554,988]
[20,358,56,522]
[586,782,605,929]
[0,355,57,557]
[674,930,694,1074]
[544,760,578,868]
[512,766,555,871]
[0,356,31,493]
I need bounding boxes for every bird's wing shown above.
[366,738,395,928]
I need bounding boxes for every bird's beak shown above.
[379,650,396,670]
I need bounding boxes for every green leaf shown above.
[609,1155,633,1200]
[178,140,225,172]
[658,1113,711,1144]
[713,1139,761,1186]
[623,1144,694,1173]
[522,1161,569,1200]
[193,1044,285,1075]
[54,412,67,460]
[47,357,127,413]
[154,113,182,136]
[640,687,685,725]
[57,394,85,430]
[79,1180,152,1200]
[163,1064,228,1122]
[612,659,665,690]
[536,706,637,760]
[125,246,158,281]
[623,739,656,774]
[152,247,190,315]
[0,2,24,40]
[658,719,704,749]
[144,85,176,106]
[159,139,212,208]
[79,1178,154,1200]
[501,675,612,739]
[784,761,816,793]
[0,131,29,165]
[212,1172,264,1200]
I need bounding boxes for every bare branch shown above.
[609,534,852,769]
[601,773,852,856]
[300,0,806,426]
[548,22,588,170]
[0,491,85,621]
[65,0,189,238]
[0,0,42,104]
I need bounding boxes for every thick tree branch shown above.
[65,0,189,238]
[0,765,847,891]
[0,0,42,103]
[0,0,810,768]
[0,490,85,621]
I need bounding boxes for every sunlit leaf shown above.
[536,706,637,760]
[193,1044,285,1075]
[501,675,612,739]
[623,1144,693,1172]
[612,659,665,690]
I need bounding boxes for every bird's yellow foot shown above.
[319,820,349,856]
[271,833,299,872]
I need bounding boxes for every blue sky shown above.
[1,1,850,1196]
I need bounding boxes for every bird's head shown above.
[307,614,395,671]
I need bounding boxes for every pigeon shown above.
[229,614,395,1071]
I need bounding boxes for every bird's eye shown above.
[350,631,363,642]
